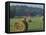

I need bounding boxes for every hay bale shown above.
[14,20,27,32]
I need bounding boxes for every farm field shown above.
[10,16,43,32]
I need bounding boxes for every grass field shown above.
[10,16,43,32]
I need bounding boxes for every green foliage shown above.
[10,6,43,18]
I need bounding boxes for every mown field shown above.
[10,16,43,32]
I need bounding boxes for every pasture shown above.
[10,16,43,32]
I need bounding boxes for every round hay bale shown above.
[14,20,28,32]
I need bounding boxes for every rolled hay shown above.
[14,20,28,32]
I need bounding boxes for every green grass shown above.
[28,16,43,31]
[10,16,43,32]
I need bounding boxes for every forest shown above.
[10,5,43,18]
